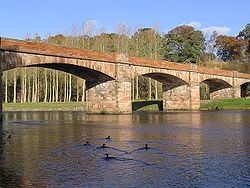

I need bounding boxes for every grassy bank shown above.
[200,98,250,110]
[3,102,86,111]
[3,98,250,112]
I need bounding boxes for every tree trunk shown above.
[37,69,40,102]
[24,68,27,103]
[132,77,134,101]
[149,78,152,100]
[64,73,67,102]
[32,72,35,102]
[49,71,52,103]
[82,79,85,102]
[68,74,72,102]
[155,80,158,99]
[27,71,31,103]
[13,70,17,103]
[136,76,139,100]
[5,72,7,103]
[76,77,79,102]
[56,70,59,102]
[44,69,48,102]
[21,69,25,103]
[52,70,55,102]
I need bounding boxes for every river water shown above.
[0,111,249,187]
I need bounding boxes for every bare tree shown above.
[82,20,96,49]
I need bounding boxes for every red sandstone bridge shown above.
[1,37,250,114]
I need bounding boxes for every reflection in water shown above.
[0,111,250,187]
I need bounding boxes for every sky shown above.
[1,0,250,39]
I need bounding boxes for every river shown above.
[0,111,249,187]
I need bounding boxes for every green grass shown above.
[200,98,250,110]
[4,98,250,112]
[3,102,86,111]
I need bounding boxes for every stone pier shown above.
[162,64,200,110]
[86,56,132,114]
[86,80,132,114]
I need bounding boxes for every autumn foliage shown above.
[215,35,247,62]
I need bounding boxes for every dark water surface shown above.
[0,111,249,187]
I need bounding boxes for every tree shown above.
[203,31,218,61]
[115,22,130,54]
[238,24,250,42]
[130,27,163,100]
[238,23,250,66]
[162,25,205,63]
[215,35,247,62]
[47,34,66,46]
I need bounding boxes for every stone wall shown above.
[210,88,234,99]
[163,85,191,110]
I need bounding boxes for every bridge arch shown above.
[1,51,116,89]
[132,66,190,85]
[141,72,189,90]
[199,78,233,100]
[200,78,232,93]
[240,82,250,98]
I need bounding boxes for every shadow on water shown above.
[132,100,163,111]
[0,121,23,187]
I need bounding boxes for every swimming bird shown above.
[106,136,111,139]
[144,144,149,150]
[101,144,106,148]
[84,140,90,145]
[105,153,113,159]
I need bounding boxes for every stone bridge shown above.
[1,37,250,114]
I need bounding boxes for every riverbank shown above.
[200,98,250,110]
[3,98,250,111]
[3,102,86,111]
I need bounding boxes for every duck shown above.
[105,136,111,139]
[105,153,113,159]
[84,140,90,145]
[101,144,106,148]
[144,144,149,150]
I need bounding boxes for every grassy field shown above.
[3,102,86,111]
[3,98,250,112]
[200,98,250,110]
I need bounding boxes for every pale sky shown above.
[1,0,249,39]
